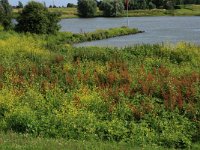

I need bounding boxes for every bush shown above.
[100,0,124,17]
[77,0,97,17]
[174,5,181,9]
[15,1,61,34]
[149,2,156,9]
[164,1,175,10]
[6,106,37,133]
[67,3,76,8]
[17,1,23,8]
[0,0,13,30]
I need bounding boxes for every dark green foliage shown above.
[0,0,13,30]
[7,106,37,133]
[137,0,147,9]
[15,1,61,34]
[149,2,156,9]
[119,0,200,10]
[77,0,97,17]
[100,0,124,17]
[47,12,61,34]
[164,1,175,10]
[67,3,76,8]
[17,1,23,8]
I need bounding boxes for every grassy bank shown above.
[52,27,142,45]
[40,27,142,51]
[13,5,200,18]
[0,30,200,149]
[122,5,200,17]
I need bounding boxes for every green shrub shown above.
[99,0,124,17]
[77,0,97,17]
[145,111,196,148]
[6,106,37,133]
[149,2,156,9]
[0,0,13,30]
[15,1,61,34]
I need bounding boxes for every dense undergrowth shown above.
[0,31,200,149]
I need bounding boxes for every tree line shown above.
[78,0,200,17]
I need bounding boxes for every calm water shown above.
[60,16,200,47]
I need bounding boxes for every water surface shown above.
[60,16,200,47]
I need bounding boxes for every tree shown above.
[149,2,156,9]
[151,0,165,8]
[137,0,147,9]
[77,0,97,17]
[99,0,124,17]
[164,1,175,10]
[67,3,76,7]
[15,1,61,34]
[17,1,23,8]
[0,0,13,30]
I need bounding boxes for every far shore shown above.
[12,4,200,19]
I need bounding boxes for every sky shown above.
[10,0,77,7]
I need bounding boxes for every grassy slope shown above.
[13,5,200,18]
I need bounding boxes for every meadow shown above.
[0,29,200,149]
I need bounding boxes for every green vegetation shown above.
[48,7,78,18]
[51,27,142,45]
[0,1,200,148]
[99,0,124,17]
[122,4,200,16]
[15,1,61,34]
[12,4,200,18]
[172,4,200,15]
[17,1,23,9]
[77,0,97,17]
[0,30,200,149]
[0,0,13,30]
[0,132,169,150]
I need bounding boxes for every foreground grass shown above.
[13,5,200,18]
[0,132,165,150]
[0,31,200,149]
[0,132,200,150]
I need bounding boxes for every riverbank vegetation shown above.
[13,4,200,18]
[1,1,200,149]
[0,30,200,149]
[0,0,13,30]
[50,27,142,45]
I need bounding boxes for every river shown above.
[59,16,200,47]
